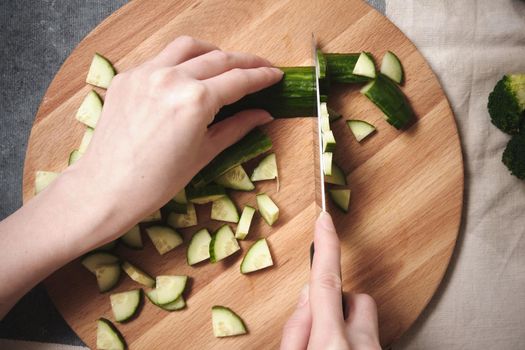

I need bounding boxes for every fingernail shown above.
[297,284,309,307]
[270,67,284,75]
[318,212,335,231]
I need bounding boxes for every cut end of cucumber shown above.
[380,51,403,84]
[209,225,240,263]
[34,171,60,195]
[140,210,162,223]
[86,53,116,89]
[76,90,103,128]
[240,239,274,274]
[122,261,155,288]
[322,130,336,153]
[167,202,198,228]
[95,264,121,293]
[352,52,376,79]
[120,225,143,249]
[256,194,279,226]
[187,228,212,265]
[324,162,347,186]
[81,252,119,274]
[146,225,183,255]
[211,196,239,223]
[212,306,247,337]
[346,120,376,142]
[68,150,82,166]
[215,165,255,191]
[110,289,142,323]
[97,318,126,350]
[329,189,351,213]
[155,275,188,305]
[251,153,278,181]
[78,127,94,154]
[235,206,256,240]
[146,291,186,311]
[173,188,187,204]
[322,152,333,176]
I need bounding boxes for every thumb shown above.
[280,284,312,350]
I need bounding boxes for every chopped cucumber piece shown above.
[122,261,155,288]
[97,318,126,350]
[251,153,278,181]
[325,53,371,84]
[211,196,239,223]
[96,241,117,251]
[323,152,333,176]
[120,225,143,249]
[173,189,187,204]
[146,289,186,311]
[347,119,376,142]
[110,289,142,322]
[78,127,94,154]
[214,165,255,191]
[256,193,279,226]
[95,264,121,293]
[320,102,331,132]
[140,210,162,223]
[381,51,403,84]
[187,184,226,204]
[352,52,376,79]
[86,53,116,89]
[155,275,188,305]
[212,306,247,337]
[329,189,351,213]
[209,225,240,263]
[240,238,274,274]
[34,171,60,195]
[81,252,119,274]
[68,150,82,165]
[187,228,212,265]
[324,162,347,186]
[322,130,336,153]
[145,225,183,255]
[317,49,327,80]
[162,199,187,215]
[235,206,256,240]
[167,202,198,228]
[76,90,103,128]
[327,106,342,122]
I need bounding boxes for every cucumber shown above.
[140,210,162,223]
[187,228,212,265]
[68,150,82,165]
[81,252,119,274]
[211,196,239,223]
[346,119,376,142]
[322,130,336,153]
[192,128,272,188]
[317,49,327,80]
[328,189,351,213]
[256,193,279,226]
[120,225,143,249]
[214,165,255,191]
[76,90,103,128]
[235,206,256,240]
[325,53,371,83]
[96,318,126,350]
[145,225,183,255]
[360,74,414,129]
[323,152,333,176]
[155,275,187,305]
[380,51,403,84]
[352,52,376,79]
[327,106,342,122]
[320,102,331,132]
[121,261,155,288]
[34,171,60,195]
[240,238,274,274]
[78,127,94,154]
[86,53,116,89]
[209,225,240,263]
[324,162,347,186]
[173,189,187,204]
[146,289,186,311]
[167,202,198,228]
[251,153,278,182]
[110,289,142,322]
[187,183,226,204]
[95,264,121,293]
[211,306,247,337]
[162,199,187,215]
[96,241,117,251]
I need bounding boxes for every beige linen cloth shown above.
[386,1,525,349]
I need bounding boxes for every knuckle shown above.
[314,272,342,291]
[184,82,208,104]
[149,69,170,88]
[354,293,377,312]
[174,35,197,49]
[210,49,229,63]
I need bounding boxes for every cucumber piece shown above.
[212,306,247,337]
[329,189,351,213]
[167,202,198,228]
[327,106,342,122]
[320,102,331,132]
[34,171,60,195]
[145,225,183,255]
[140,210,162,223]
[76,90,103,128]
[346,119,376,142]
[95,264,121,293]
[110,289,142,322]
[214,165,255,191]
[322,130,336,153]
[155,275,188,305]
[251,153,278,181]
[96,241,117,251]
[187,183,226,204]
[173,189,187,204]
[121,261,155,288]
[324,162,347,186]
[323,152,333,176]
[86,53,116,89]
[256,193,279,226]
[240,238,274,274]
[211,196,239,223]
[325,53,371,84]
[235,206,256,240]
[162,199,187,215]
[381,51,403,84]
[120,225,143,249]
[68,150,82,165]
[187,228,212,265]
[192,128,272,188]
[82,252,119,274]
[146,289,186,311]
[209,225,240,263]
[352,52,376,79]
[78,127,94,154]
[97,318,126,350]
[317,49,327,80]
[361,74,414,129]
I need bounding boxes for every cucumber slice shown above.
[95,264,121,293]
[97,318,126,350]
[78,127,94,154]
[86,53,116,89]
[211,196,239,223]
[96,241,117,251]
[120,225,143,249]
[323,152,333,176]
[76,90,103,128]
[240,238,274,274]
[346,119,376,142]
[329,189,351,213]
[209,225,240,263]
[322,130,336,153]
[173,189,187,204]
[167,202,198,228]
[146,289,186,311]
[34,171,60,195]
[162,199,187,215]
[121,261,155,288]
[212,306,247,337]
[327,106,342,122]
[140,210,162,223]
[145,225,183,255]
[155,275,188,305]
[68,150,82,165]
[187,228,212,265]
[320,102,331,132]
[82,252,119,274]
[251,153,278,181]
[110,289,142,322]
[187,184,226,204]
[235,206,256,240]
[381,51,403,84]
[214,165,255,191]
[324,162,347,186]
[352,52,376,79]
[256,193,279,226]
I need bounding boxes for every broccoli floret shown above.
[503,133,525,179]
[488,74,525,134]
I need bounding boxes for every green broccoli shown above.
[488,74,525,134]
[502,133,525,180]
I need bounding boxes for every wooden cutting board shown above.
[22,0,464,348]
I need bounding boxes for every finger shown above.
[345,293,381,349]
[280,285,312,350]
[205,66,283,106]
[150,36,218,67]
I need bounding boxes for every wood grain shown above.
[22,0,464,348]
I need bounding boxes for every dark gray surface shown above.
[0,0,384,345]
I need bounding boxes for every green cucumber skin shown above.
[97,318,127,350]
[186,183,225,203]
[325,53,372,84]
